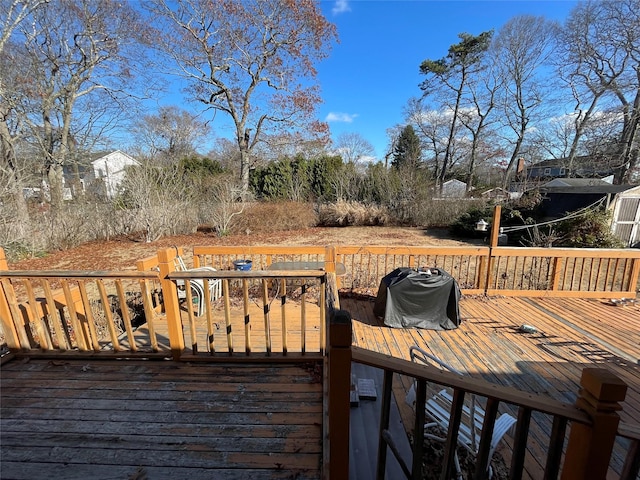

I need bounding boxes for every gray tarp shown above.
[373,267,461,330]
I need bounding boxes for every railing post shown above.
[481,205,502,294]
[561,368,627,480]
[0,247,21,351]
[327,308,352,479]
[157,248,184,361]
[326,245,340,288]
[489,205,502,248]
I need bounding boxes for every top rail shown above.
[351,346,590,423]
[0,270,159,280]
[168,270,326,280]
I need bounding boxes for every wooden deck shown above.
[2,294,639,479]
[342,294,640,479]
[0,359,324,480]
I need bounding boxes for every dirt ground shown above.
[8,226,478,271]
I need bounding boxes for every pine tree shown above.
[391,125,422,171]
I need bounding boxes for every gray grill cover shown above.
[373,268,461,330]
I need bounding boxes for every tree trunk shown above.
[619,83,640,183]
[47,162,65,211]
[502,132,525,191]
[238,127,252,196]
[0,104,29,233]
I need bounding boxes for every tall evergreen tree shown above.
[391,125,422,171]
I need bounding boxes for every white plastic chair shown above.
[174,255,222,317]
[406,345,516,480]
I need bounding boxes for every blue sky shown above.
[318,0,578,161]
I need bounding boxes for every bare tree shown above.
[0,0,49,233]
[493,15,557,189]
[199,174,245,236]
[119,162,197,242]
[457,55,501,192]
[132,106,210,164]
[405,98,454,182]
[11,0,151,211]
[334,132,375,166]
[146,0,338,195]
[555,0,639,179]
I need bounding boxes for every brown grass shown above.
[232,201,318,234]
[317,201,391,227]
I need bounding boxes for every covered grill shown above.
[373,267,461,330]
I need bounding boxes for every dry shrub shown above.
[232,201,318,234]
[317,201,390,227]
[413,198,488,227]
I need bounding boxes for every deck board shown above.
[1,359,323,480]
[343,294,640,479]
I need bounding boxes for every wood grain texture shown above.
[1,359,323,480]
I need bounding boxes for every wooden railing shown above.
[191,244,640,297]
[0,247,336,361]
[193,245,329,270]
[0,265,163,356]
[346,346,638,480]
[485,247,640,297]
[334,245,489,294]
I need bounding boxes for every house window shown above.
[559,168,566,175]
[544,168,551,175]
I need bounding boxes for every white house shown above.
[90,151,139,199]
[61,150,139,200]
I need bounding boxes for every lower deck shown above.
[342,294,640,479]
[0,359,324,480]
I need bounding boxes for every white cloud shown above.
[325,112,358,123]
[332,0,351,15]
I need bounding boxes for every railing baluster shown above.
[473,397,500,480]
[78,280,100,351]
[319,275,326,355]
[300,283,306,354]
[412,378,427,480]
[509,407,532,480]
[115,279,136,352]
[23,279,50,350]
[223,278,233,354]
[376,369,393,480]
[183,279,197,353]
[620,437,640,480]
[441,389,465,480]
[139,277,159,352]
[280,278,287,355]
[203,278,214,354]
[42,279,67,350]
[262,278,272,355]
[376,370,412,480]
[544,415,567,479]
[96,279,120,351]
[243,278,251,354]
[62,280,87,351]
